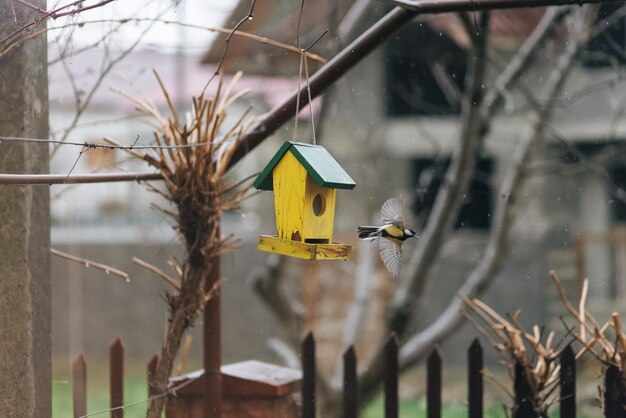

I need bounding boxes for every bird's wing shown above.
[381,197,408,228]
[379,238,402,279]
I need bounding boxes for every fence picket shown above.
[302,332,316,418]
[343,346,357,418]
[604,364,626,418]
[66,333,612,418]
[513,361,534,418]
[384,333,399,418]
[72,353,87,418]
[110,337,124,418]
[559,345,575,418]
[468,339,483,418]
[427,348,442,418]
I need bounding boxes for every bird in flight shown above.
[357,198,419,279]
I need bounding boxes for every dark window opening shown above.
[384,22,468,116]
[557,141,626,221]
[411,157,494,230]
[559,142,612,165]
[611,166,626,222]
[583,4,626,67]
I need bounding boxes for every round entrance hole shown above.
[312,193,325,216]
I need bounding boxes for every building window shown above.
[384,22,467,116]
[411,157,493,230]
[610,166,626,222]
[583,4,626,67]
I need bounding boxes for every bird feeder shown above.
[254,141,356,260]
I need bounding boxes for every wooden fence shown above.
[71,334,626,417]
[300,332,625,418]
[70,337,158,418]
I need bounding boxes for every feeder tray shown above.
[257,235,351,260]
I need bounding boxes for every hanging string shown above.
[292,0,327,145]
[292,51,305,141]
[303,51,317,145]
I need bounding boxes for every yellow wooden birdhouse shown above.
[254,141,356,260]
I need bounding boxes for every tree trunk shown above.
[0,2,50,417]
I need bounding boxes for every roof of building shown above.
[253,141,356,191]
[202,1,549,75]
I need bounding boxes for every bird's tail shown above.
[358,226,381,240]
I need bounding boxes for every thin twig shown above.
[1,0,115,52]
[25,17,327,65]
[1,135,233,150]
[579,278,589,342]
[53,7,166,153]
[173,334,193,376]
[50,248,130,281]
[200,0,257,96]
[132,257,181,290]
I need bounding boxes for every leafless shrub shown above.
[464,296,567,417]
[465,269,626,417]
[109,71,256,418]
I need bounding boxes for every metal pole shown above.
[204,246,222,417]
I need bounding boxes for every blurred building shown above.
[48,44,297,366]
[49,1,626,369]
[200,1,626,365]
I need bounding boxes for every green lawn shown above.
[362,398,595,418]
[53,368,149,418]
[363,399,507,417]
[53,368,594,418]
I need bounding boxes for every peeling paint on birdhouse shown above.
[253,141,356,260]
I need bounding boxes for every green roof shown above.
[254,141,356,191]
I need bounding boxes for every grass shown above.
[362,398,596,418]
[53,362,150,418]
[53,364,597,418]
[363,399,507,417]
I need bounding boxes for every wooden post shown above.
[302,332,316,418]
[72,353,87,418]
[468,339,483,418]
[427,348,442,418]
[559,345,575,418]
[110,337,124,418]
[0,2,50,416]
[204,257,222,418]
[147,355,159,380]
[343,346,357,418]
[384,334,399,418]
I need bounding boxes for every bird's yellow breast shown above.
[381,224,405,244]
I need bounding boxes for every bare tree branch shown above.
[51,9,165,155]
[132,257,181,290]
[267,337,300,369]
[482,6,570,119]
[322,6,599,415]
[382,0,616,12]
[50,248,129,281]
[0,0,115,56]
[388,9,491,341]
[247,254,305,347]
[398,0,598,376]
